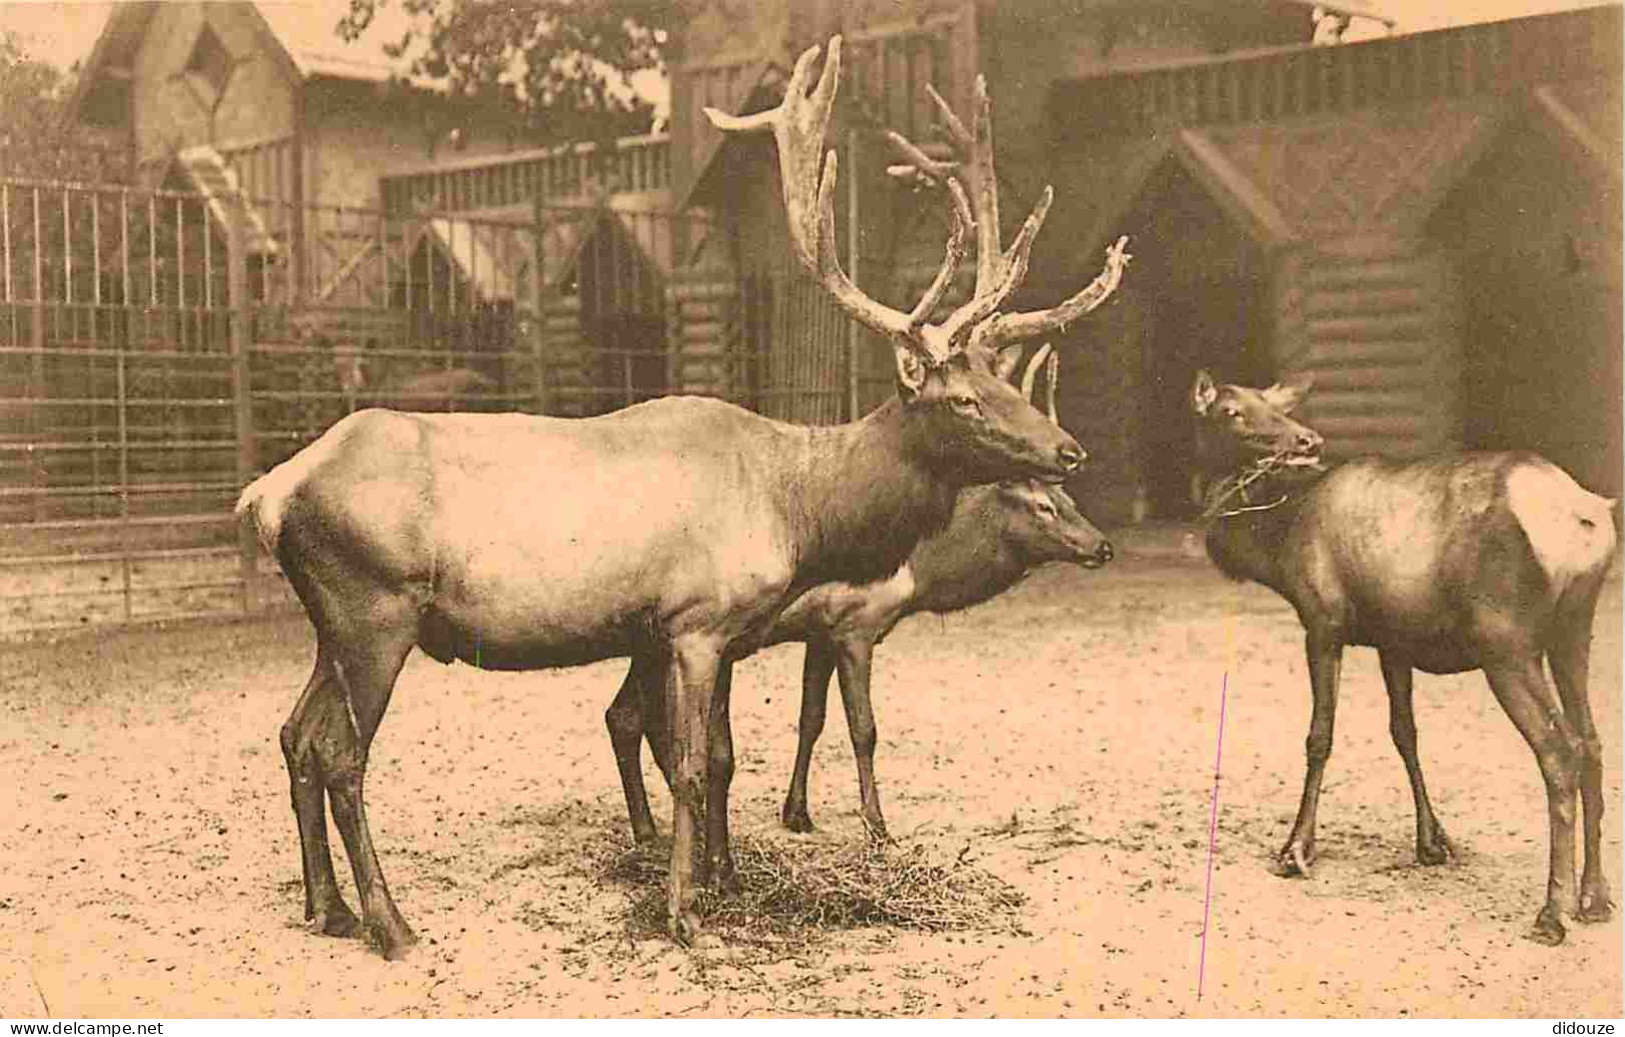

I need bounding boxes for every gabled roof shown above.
[67,1,438,128]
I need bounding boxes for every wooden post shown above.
[228,188,257,614]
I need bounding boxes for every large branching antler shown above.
[709,36,1129,376]
[705,37,972,365]
[889,79,1132,369]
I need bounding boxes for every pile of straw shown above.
[590,831,1027,944]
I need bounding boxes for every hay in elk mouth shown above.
[589,830,1028,944]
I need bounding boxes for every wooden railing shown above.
[1048,5,1622,136]
[379,133,672,214]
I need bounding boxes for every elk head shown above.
[988,345,1113,568]
[1191,369,1325,476]
[707,37,1130,485]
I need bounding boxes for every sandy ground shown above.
[1,557,1620,1018]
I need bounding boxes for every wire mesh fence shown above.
[0,177,861,637]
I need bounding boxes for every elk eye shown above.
[1036,500,1058,520]
[949,394,981,415]
[1224,408,1243,421]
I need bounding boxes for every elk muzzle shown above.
[1081,539,1114,568]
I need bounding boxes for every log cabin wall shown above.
[1043,4,1622,522]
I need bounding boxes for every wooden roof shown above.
[66,1,439,128]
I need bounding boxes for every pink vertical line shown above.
[1198,671,1228,1002]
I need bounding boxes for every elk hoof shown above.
[713,865,744,897]
[1577,888,1614,924]
[1271,842,1314,878]
[782,804,815,833]
[368,918,421,961]
[673,910,717,949]
[1416,829,1455,866]
[631,823,662,848]
[1526,906,1567,946]
[316,902,362,939]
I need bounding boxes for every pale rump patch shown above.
[1506,462,1617,594]
[234,412,362,554]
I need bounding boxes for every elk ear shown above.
[1263,374,1313,414]
[1192,369,1218,416]
[894,346,928,399]
[992,342,1024,383]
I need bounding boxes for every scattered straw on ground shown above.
[586,830,1028,945]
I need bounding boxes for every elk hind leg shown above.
[607,650,664,846]
[1378,651,1454,865]
[279,644,360,937]
[783,640,837,833]
[318,628,419,960]
[703,662,741,894]
[1548,575,1612,923]
[1484,654,1583,945]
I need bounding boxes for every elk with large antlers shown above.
[1190,369,1617,946]
[606,346,1115,847]
[236,36,1125,956]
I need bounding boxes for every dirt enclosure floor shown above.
[2,556,1621,1018]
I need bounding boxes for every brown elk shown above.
[235,36,1128,957]
[1191,369,1617,945]
[607,346,1114,845]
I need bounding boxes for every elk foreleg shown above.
[606,650,664,846]
[1379,651,1454,866]
[278,644,360,938]
[783,640,838,833]
[1547,580,1611,924]
[1484,654,1582,945]
[665,638,723,948]
[319,630,417,960]
[834,638,888,842]
[1276,632,1342,877]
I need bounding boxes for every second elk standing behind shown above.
[609,346,1114,843]
[1190,368,1617,947]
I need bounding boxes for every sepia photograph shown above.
[0,0,1619,1020]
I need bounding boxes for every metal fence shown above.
[0,177,859,637]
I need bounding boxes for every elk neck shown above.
[1202,462,1331,591]
[906,486,1033,614]
[782,396,963,589]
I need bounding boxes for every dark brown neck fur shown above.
[782,396,962,591]
[906,487,1033,614]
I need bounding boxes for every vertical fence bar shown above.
[63,188,72,317]
[2,183,10,305]
[175,197,185,335]
[531,201,549,416]
[845,128,861,422]
[229,188,256,615]
[118,190,131,621]
[30,187,45,522]
[148,195,157,309]
[378,209,387,309]
[204,190,213,312]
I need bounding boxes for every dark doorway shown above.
[1431,123,1623,498]
[1120,160,1270,519]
